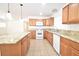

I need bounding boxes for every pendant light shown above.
[7,3,12,20]
[20,4,23,19]
[8,3,10,13]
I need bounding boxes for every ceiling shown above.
[0,3,65,20]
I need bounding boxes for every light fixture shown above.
[40,12,43,16]
[6,3,13,20]
[41,2,46,5]
[20,4,23,19]
[8,3,10,13]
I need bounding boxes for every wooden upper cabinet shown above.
[62,5,69,24]
[69,3,79,23]
[29,19,36,26]
[49,17,54,26]
[43,19,46,26]
[45,17,54,26]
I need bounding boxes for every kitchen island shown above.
[0,32,30,56]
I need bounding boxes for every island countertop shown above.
[0,32,30,44]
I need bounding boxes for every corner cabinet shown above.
[62,5,69,24]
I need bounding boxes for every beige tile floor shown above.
[27,39,58,56]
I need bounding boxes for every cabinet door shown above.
[46,31,53,46]
[60,43,70,56]
[21,37,28,56]
[62,5,69,24]
[48,32,53,45]
[70,47,79,56]
[30,31,36,39]
[60,37,71,56]
[69,3,79,23]
[43,19,46,26]
[44,31,46,39]
[29,19,36,26]
[49,17,54,26]
[45,19,49,26]
[44,31,48,39]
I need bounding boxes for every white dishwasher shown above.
[53,33,60,55]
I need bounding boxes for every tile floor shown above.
[27,39,57,56]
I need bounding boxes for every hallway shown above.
[27,39,57,56]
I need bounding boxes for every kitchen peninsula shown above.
[0,32,30,56]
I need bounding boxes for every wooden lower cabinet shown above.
[60,36,79,56]
[70,47,79,56]
[21,35,28,56]
[44,31,47,39]
[0,41,22,56]
[60,37,71,56]
[0,34,30,56]
[30,31,36,39]
[44,31,53,46]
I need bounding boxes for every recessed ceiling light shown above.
[40,13,43,16]
[41,2,46,5]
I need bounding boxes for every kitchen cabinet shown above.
[69,3,79,23]
[0,34,30,56]
[0,41,22,56]
[70,47,79,56]
[60,37,71,56]
[43,19,46,26]
[44,31,47,39]
[45,17,54,26]
[27,33,30,50]
[62,3,79,24]
[49,17,54,26]
[30,31,36,39]
[29,19,36,26]
[21,35,28,56]
[44,31,53,46]
[60,36,79,56]
[62,5,69,24]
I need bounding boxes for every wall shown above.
[6,20,24,34]
[53,8,79,31]
[0,22,7,35]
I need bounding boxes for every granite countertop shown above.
[46,29,79,43]
[0,32,30,44]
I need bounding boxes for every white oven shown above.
[36,22,43,39]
